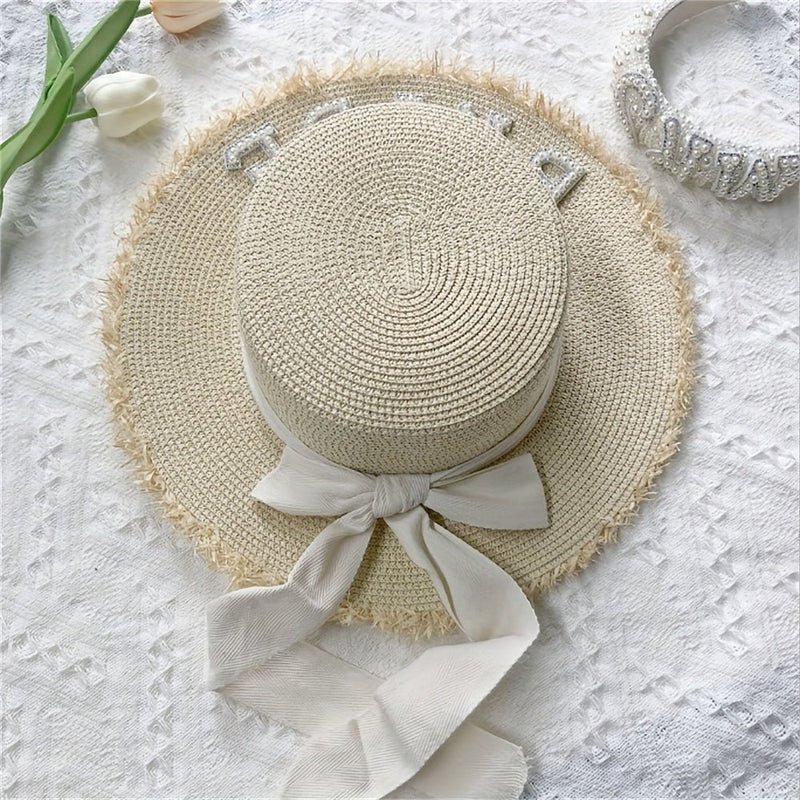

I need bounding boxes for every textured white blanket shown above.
[2,2,798,798]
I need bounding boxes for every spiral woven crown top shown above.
[236,100,568,473]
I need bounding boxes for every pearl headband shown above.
[613,0,800,201]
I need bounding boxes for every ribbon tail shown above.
[205,510,373,689]
[220,641,527,800]
[280,507,538,799]
[403,719,527,800]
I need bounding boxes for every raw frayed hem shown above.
[102,53,695,637]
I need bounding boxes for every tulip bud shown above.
[150,0,223,34]
[83,72,163,138]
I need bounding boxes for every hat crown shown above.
[236,101,567,473]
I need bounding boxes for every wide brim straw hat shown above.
[104,58,693,636]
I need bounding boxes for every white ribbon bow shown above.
[205,346,559,799]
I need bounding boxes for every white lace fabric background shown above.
[2,2,798,798]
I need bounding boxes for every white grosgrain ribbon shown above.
[205,343,560,799]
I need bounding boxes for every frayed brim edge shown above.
[101,54,695,639]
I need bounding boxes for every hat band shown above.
[240,334,562,479]
[204,342,560,796]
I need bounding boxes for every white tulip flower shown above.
[83,72,163,138]
[150,1,224,34]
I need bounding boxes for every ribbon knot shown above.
[372,473,430,519]
[207,445,550,798]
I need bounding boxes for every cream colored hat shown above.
[105,60,693,638]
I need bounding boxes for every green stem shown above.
[135,5,152,17]
[65,107,98,123]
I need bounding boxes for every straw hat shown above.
[104,60,693,636]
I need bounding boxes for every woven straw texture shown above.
[105,63,693,634]
[238,101,566,473]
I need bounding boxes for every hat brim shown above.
[104,60,694,636]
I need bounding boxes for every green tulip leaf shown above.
[44,13,74,88]
[1,123,30,153]
[0,67,76,192]
[49,13,74,57]
[59,0,140,93]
